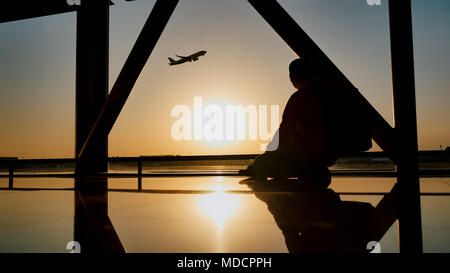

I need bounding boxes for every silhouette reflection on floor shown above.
[74,176,125,253]
[239,178,376,253]
[72,175,398,253]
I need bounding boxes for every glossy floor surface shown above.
[0,176,449,253]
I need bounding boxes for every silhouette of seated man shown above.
[240,57,371,188]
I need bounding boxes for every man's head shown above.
[289,58,316,89]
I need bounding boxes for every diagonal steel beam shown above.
[247,0,396,160]
[78,0,179,160]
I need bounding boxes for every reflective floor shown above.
[0,176,449,253]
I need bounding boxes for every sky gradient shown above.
[0,0,449,158]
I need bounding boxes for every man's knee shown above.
[252,149,332,185]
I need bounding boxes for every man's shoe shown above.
[238,164,255,177]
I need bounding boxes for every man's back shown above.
[240,58,371,183]
[279,81,330,159]
[279,79,372,160]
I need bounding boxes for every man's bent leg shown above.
[253,147,309,179]
[252,151,288,180]
[252,147,333,189]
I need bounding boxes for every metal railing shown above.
[1,151,449,191]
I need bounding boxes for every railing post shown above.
[8,161,14,190]
[138,157,142,191]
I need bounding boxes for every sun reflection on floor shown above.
[197,178,240,233]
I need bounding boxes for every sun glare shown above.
[200,97,239,149]
[197,183,240,232]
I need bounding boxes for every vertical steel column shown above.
[74,0,122,253]
[75,0,109,176]
[388,0,422,253]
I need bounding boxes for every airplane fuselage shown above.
[169,50,207,65]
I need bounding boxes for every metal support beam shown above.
[0,0,79,23]
[74,0,124,253]
[388,0,422,253]
[247,0,396,159]
[0,0,136,23]
[78,0,179,160]
[75,0,109,175]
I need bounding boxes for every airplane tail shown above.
[168,57,176,64]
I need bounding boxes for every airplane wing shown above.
[176,55,189,60]
[168,57,188,65]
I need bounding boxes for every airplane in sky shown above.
[168,50,207,66]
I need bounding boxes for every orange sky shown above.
[0,0,449,158]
